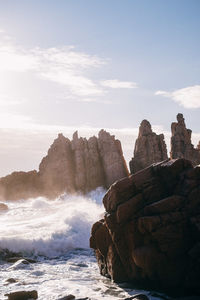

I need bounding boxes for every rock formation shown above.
[90,158,200,294]
[0,170,41,201]
[0,130,129,200]
[129,120,168,174]
[39,133,76,198]
[171,113,200,166]
[98,129,129,187]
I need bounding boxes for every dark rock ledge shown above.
[90,158,200,295]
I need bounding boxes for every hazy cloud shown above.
[101,79,138,89]
[155,85,200,109]
[0,31,139,104]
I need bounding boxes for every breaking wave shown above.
[0,188,105,258]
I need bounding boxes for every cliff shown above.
[0,130,129,200]
[90,158,200,294]
[170,113,200,166]
[129,120,168,174]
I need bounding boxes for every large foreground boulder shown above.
[90,158,200,294]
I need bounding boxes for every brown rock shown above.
[90,158,200,294]
[58,295,75,300]
[5,290,38,300]
[0,170,41,200]
[0,202,8,211]
[39,133,76,197]
[6,278,18,284]
[72,132,105,192]
[129,120,168,174]
[0,130,128,200]
[170,113,200,166]
[98,129,129,187]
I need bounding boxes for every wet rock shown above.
[124,295,149,300]
[8,259,32,270]
[170,113,200,166]
[129,119,168,174]
[5,278,18,284]
[90,158,200,294]
[5,290,38,300]
[0,202,8,211]
[58,295,75,300]
[6,257,36,263]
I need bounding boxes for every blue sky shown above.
[0,0,200,175]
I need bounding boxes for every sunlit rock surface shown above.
[0,130,128,200]
[90,158,200,294]
[129,120,168,174]
[170,113,200,166]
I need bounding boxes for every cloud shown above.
[100,79,138,89]
[0,45,37,72]
[0,43,105,98]
[155,85,200,109]
[0,94,25,106]
[0,31,140,104]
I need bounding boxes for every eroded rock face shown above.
[39,133,76,197]
[90,158,200,294]
[98,130,129,187]
[171,113,200,166]
[0,130,129,200]
[0,170,41,200]
[129,120,168,174]
[71,131,105,192]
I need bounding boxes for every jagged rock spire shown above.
[129,119,168,174]
[170,113,200,166]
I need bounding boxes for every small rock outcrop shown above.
[90,158,200,294]
[171,113,200,166]
[129,120,168,174]
[0,170,41,201]
[0,202,8,211]
[5,290,38,300]
[0,130,129,200]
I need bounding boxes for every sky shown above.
[0,0,200,176]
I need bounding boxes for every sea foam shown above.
[0,187,105,257]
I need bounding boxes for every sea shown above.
[0,188,168,300]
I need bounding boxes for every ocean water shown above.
[0,189,166,300]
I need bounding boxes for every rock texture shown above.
[171,113,200,166]
[98,130,129,187]
[0,130,129,200]
[5,290,38,300]
[129,120,168,174]
[39,133,76,198]
[90,158,200,294]
[0,170,41,201]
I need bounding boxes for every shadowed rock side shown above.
[129,120,168,174]
[171,113,200,166]
[98,129,129,187]
[0,130,129,200]
[90,158,200,294]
